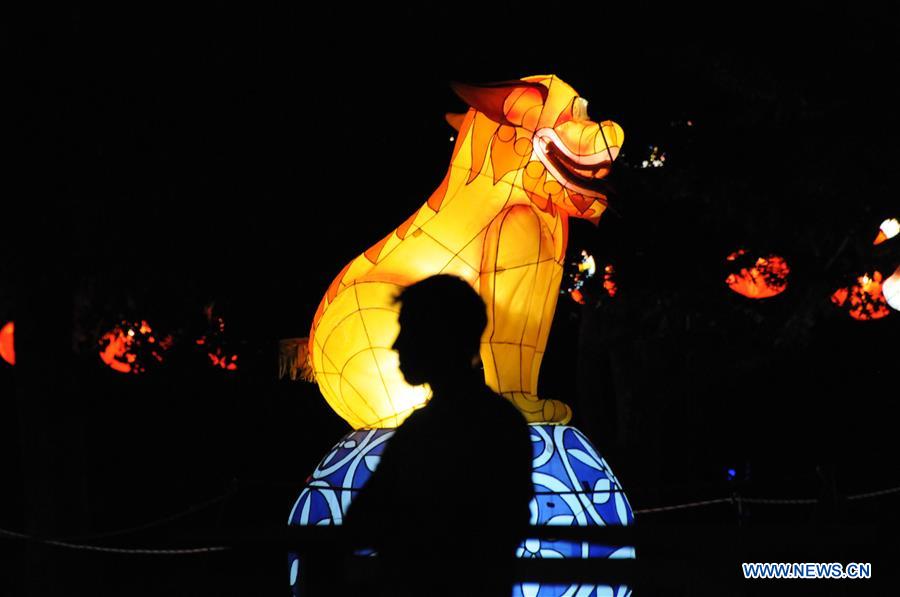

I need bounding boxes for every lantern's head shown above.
[451,75,624,223]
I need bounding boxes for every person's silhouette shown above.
[344,274,534,596]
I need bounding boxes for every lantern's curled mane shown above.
[281,75,624,429]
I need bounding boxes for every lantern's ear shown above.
[445,112,466,132]
[450,80,548,126]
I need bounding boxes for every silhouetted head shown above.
[392,275,487,386]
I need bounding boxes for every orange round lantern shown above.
[98,320,168,374]
[831,272,891,321]
[0,321,14,366]
[725,250,790,299]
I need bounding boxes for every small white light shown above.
[877,218,899,243]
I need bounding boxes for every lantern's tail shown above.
[278,337,315,382]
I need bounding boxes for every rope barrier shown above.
[1,483,898,557]
[846,485,900,500]
[39,540,230,556]
[57,492,232,542]
[739,497,818,505]
[0,527,28,540]
[0,526,229,555]
[633,497,732,514]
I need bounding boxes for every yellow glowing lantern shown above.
[831,272,891,321]
[874,218,899,245]
[725,250,790,299]
[0,321,14,366]
[292,75,623,429]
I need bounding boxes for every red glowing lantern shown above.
[98,320,168,374]
[208,347,238,371]
[602,264,618,298]
[725,250,790,299]
[197,303,239,371]
[0,321,14,366]
[831,272,891,321]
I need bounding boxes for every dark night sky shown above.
[9,7,899,327]
[3,6,900,595]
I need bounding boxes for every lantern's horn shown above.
[450,80,548,125]
[445,112,465,132]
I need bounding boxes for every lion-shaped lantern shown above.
[286,75,634,597]
[285,75,624,429]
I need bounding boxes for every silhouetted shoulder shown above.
[476,384,531,429]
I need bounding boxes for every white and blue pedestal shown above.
[287,425,634,596]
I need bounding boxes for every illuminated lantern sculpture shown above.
[0,321,14,366]
[565,251,616,305]
[207,348,238,371]
[293,75,623,428]
[196,305,239,371]
[602,264,618,298]
[98,320,170,374]
[883,266,900,312]
[831,272,891,321]
[640,145,666,169]
[287,75,633,595]
[287,425,634,597]
[514,425,634,597]
[565,250,597,304]
[873,217,899,245]
[725,250,790,299]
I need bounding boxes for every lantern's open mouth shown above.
[533,128,615,198]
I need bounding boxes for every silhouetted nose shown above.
[392,329,405,353]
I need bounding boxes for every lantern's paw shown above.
[503,391,572,424]
[278,337,314,382]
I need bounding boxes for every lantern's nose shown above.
[595,120,624,161]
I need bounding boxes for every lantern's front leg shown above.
[479,205,571,424]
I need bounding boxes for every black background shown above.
[2,5,899,595]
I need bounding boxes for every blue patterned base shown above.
[288,425,634,596]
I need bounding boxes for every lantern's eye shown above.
[554,97,589,128]
[573,97,589,121]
